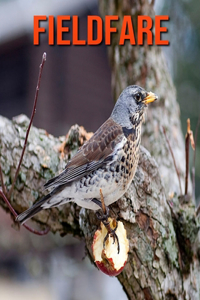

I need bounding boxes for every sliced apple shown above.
[92,218,129,276]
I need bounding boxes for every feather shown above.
[44,118,124,190]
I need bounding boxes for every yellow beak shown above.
[143,91,158,104]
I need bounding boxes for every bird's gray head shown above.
[111,85,157,129]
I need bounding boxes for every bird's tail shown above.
[16,193,51,225]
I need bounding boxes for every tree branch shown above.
[0,115,199,299]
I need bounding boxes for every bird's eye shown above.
[135,93,141,102]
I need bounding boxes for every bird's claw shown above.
[94,192,120,253]
[103,221,120,254]
[95,211,120,254]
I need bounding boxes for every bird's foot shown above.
[104,219,120,254]
[92,191,120,253]
[95,205,109,221]
[95,211,120,254]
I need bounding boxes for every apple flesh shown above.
[92,218,129,276]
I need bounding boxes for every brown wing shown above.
[44,118,124,189]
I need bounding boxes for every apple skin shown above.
[95,255,126,276]
[92,218,129,276]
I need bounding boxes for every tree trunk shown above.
[0,1,200,299]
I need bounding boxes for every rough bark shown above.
[0,1,200,299]
[0,114,199,300]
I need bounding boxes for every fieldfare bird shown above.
[16,85,157,225]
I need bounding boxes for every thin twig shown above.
[0,52,49,236]
[192,114,200,199]
[162,126,183,195]
[8,52,47,199]
[100,188,106,215]
[185,121,189,195]
[23,223,50,236]
[0,189,50,235]
[185,119,195,195]
[0,163,7,196]
[0,189,17,217]
[196,203,200,216]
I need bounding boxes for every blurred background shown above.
[0,0,199,299]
